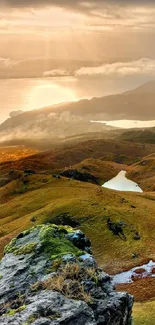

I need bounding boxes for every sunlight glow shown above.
[25,81,78,110]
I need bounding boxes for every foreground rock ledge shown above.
[0,224,133,325]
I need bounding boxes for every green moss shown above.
[4,224,82,262]
[4,242,37,256]
[38,224,82,259]
[58,225,74,233]
[42,234,81,258]
[15,242,38,255]
[6,305,26,316]
[27,314,36,323]
[4,238,17,254]
[21,229,31,237]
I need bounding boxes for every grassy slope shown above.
[119,129,155,144]
[133,300,155,325]
[0,142,155,324]
[127,154,155,191]
[70,158,127,184]
[0,174,155,275]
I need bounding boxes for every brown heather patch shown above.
[37,263,96,304]
[0,138,155,176]
[134,268,146,274]
[116,277,155,302]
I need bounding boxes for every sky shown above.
[1,0,155,122]
[1,0,155,62]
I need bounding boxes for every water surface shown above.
[102,170,143,193]
[91,120,155,129]
[113,260,155,285]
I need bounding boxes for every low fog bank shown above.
[0,80,155,147]
[0,111,123,150]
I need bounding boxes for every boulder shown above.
[0,224,133,325]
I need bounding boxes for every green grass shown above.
[73,158,126,184]
[127,154,155,191]
[0,174,155,276]
[133,301,155,325]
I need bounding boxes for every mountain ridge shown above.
[0,80,155,140]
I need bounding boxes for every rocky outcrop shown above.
[60,169,99,185]
[0,224,133,325]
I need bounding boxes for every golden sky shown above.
[0,1,155,61]
[1,1,155,120]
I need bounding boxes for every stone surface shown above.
[1,291,96,325]
[0,224,133,325]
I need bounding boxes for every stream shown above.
[112,260,155,285]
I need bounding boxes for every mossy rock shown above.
[4,224,83,260]
[6,305,26,316]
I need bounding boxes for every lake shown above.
[102,170,143,193]
[91,120,155,129]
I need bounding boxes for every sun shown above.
[24,79,78,111]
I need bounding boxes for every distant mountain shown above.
[9,110,23,117]
[124,80,155,94]
[0,81,155,140]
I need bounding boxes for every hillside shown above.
[0,140,155,325]
[119,129,155,144]
[0,141,154,325]
[0,138,154,271]
[0,145,39,163]
[127,153,155,191]
[0,138,155,176]
[0,171,155,272]
[0,81,155,140]
[0,174,154,325]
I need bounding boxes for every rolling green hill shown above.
[0,140,155,325]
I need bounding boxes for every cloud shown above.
[75,58,155,77]
[2,1,155,8]
[43,58,155,80]
[0,57,15,67]
[0,1,155,37]
[2,1,155,18]
[43,69,71,77]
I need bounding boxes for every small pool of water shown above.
[112,260,155,285]
[102,170,143,193]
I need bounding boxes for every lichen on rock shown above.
[0,224,134,325]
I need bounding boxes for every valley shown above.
[0,133,155,324]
